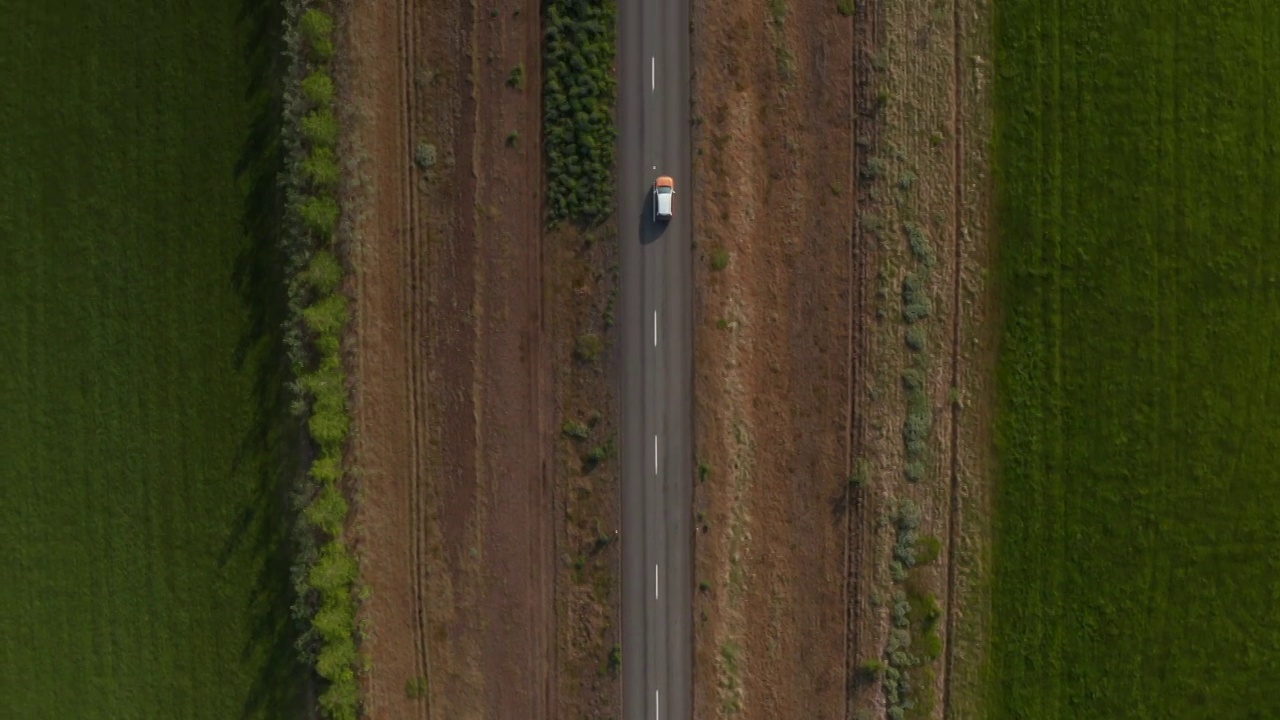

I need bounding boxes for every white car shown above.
[653,176,674,222]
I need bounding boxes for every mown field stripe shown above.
[992,1,1280,717]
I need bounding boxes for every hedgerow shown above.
[280,1,362,718]
[543,0,617,225]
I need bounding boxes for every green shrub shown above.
[304,250,344,294]
[849,458,870,489]
[406,677,429,699]
[310,406,351,450]
[916,535,942,566]
[310,541,359,594]
[309,453,344,483]
[301,8,336,60]
[303,147,341,188]
[562,418,590,439]
[861,156,886,181]
[904,221,933,267]
[904,459,926,483]
[905,325,925,352]
[312,595,356,643]
[305,482,350,536]
[303,108,340,148]
[919,630,943,661]
[709,248,730,271]
[902,273,932,323]
[837,0,855,17]
[300,195,340,241]
[302,70,336,107]
[414,142,436,170]
[575,332,604,361]
[507,63,525,89]
[303,292,349,338]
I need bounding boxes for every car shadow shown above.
[639,191,670,246]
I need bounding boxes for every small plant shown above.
[709,248,730,271]
[414,142,437,170]
[716,318,730,330]
[302,147,341,188]
[859,658,885,679]
[405,676,429,699]
[300,8,336,60]
[575,333,605,362]
[698,461,710,482]
[299,195,340,241]
[587,444,610,464]
[837,0,855,16]
[862,213,883,236]
[897,170,918,191]
[905,325,926,352]
[302,109,340,147]
[902,273,932,323]
[505,130,520,147]
[607,644,622,674]
[860,156,886,181]
[849,458,870,489]
[562,419,590,440]
[929,130,945,147]
[916,535,942,565]
[507,63,525,89]
[302,70,336,107]
[905,222,934,267]
[699,579,711,593]
[304,250,344,295]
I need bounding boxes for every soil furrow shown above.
[941,0,967,715]
[400,0,434,713]
[848,0,885,715]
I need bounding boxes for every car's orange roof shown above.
[656,176,674,188]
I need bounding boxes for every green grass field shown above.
[991,2,1280,718]
[0,1,302,717]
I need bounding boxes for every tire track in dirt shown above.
[941,0,967,715]
[846,0,884,716]
[398,0,433,712]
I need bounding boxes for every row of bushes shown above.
[882,500,923,719]
[901,220,935,483]
[878,500,945,720]
[543,0,617,225]
[281,3,362,719]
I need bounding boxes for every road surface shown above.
[618,0,693,717]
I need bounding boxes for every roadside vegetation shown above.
[281,1,363,718]
[991,2,1280,717]
[542,0,617,225]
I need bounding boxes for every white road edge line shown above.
[655,564,659,599]
[651,56,655,91]
[654,435,659,474]
[654,310,658,347]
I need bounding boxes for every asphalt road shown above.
[618,0,693,716]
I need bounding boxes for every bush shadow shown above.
[224,0,311,717]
